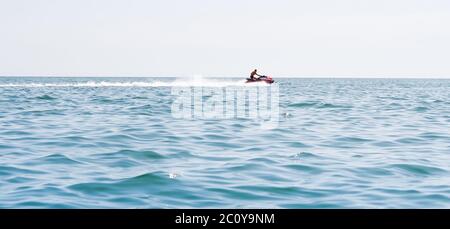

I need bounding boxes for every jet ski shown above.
[245,75,274,84]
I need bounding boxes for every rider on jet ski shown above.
[246,69,274,84]
[250,69,263,80]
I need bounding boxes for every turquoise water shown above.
[0,77,449,208]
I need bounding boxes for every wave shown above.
[36,95,56,100]
[0,78,270,88]
[388,163,447,176]
[288,101,352,109]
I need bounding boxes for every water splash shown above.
[0,77,270,88]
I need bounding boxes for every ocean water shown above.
[0,77,449,208]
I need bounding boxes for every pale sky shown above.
[1,0,449,77]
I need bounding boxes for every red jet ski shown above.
[245,75,274,84]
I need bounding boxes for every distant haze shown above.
[1,0,449,77]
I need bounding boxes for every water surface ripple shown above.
[0,77,449,208]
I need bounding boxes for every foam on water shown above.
[0,76,269,88]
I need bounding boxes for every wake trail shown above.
[0,78,270,88]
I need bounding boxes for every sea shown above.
[0,77,449,208]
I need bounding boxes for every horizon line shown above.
[0,75,449,79]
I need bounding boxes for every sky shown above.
[0,0,449,77]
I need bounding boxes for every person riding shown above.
[250,69,262,80]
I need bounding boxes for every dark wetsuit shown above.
[250,70,258,80]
